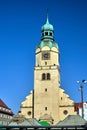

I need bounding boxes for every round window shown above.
[63,110,68,115]
[27,111,31,116]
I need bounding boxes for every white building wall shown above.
[78,102,87,121]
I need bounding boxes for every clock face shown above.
[44,53,49,58]
[42,52,50,60]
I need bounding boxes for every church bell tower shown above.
[19,15,76,125]
[34,16,60,124]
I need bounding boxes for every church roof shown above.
[0,99,8,109]
[36,40,58,49]
[56,115,86,126]
[0,99,14,115]
[37,14,59,49]
[40,14,55,41]
[41,16,53,31]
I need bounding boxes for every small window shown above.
[45,107,47,111]
[45,32,48,35]
[42,73,45,80]
[45,62,47,65]
[50,32,52,36]
[28,111,31,116]
[63,110,68,115]
[45,88,47,92]
[47,73,50,80]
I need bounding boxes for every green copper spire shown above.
[46,12,49,24]
[41,16,54,31]
[41,14,54,40]
[36,14,59,50]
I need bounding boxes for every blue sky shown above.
[0,0,87,114]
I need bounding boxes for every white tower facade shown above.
[34,17,76,124]
[34,17,60,124]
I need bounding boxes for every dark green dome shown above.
[36,40,58,49]
[41,15,54,41]
[41,15,53,31]
[41,19,53,31]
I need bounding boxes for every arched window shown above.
[50,32,52,36]
[42,73,45,80]
[45,32,48,36]
[45,88,47,92]
[47,73,50,80]
[42,73,50,80]
[45,107,47,111]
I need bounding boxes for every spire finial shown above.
[46,9,49,24]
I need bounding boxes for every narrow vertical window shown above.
[50,32,52,36]
[45,107,47,111]
[45,62,47,65]
[45,32,48,35]
[45,88,47,92]
[42,73,45,80]
[47,73,50,80]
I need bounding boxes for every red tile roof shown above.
[0,98,14,115]
[0,99,8,109]
[0,109,14,115]
[74,102,87,112]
